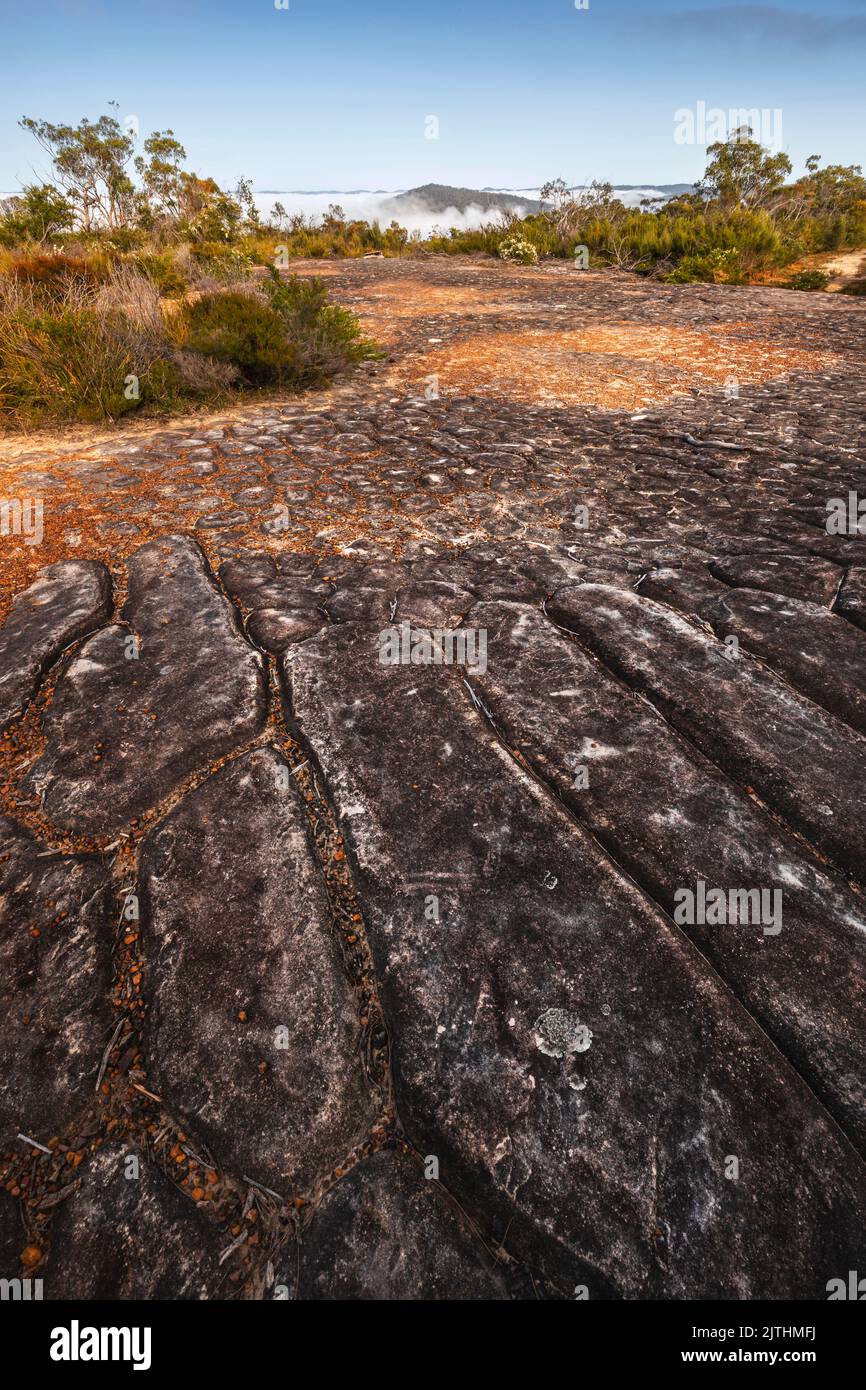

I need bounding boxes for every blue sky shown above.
[0,0,864,192]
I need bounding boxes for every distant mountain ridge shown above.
[386,184,544,215]
[384,182,693,215]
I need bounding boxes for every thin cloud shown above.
[626,4,866,51]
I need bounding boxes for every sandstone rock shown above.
[285,624,866,1298]
[140,747,374,1192]
[466,600,866,1153]
[709,552,841,604]
[0,818,114,1146]
[27,537,267,835]
[45,1143,223,1299]
[298,1150,507,1300]
[706,587,866,735]
[0,561,111,732]
[638,565,728,616]
[548,584,866,885]
[395,583,476,629]
[246,607,327,652]
[836,567,866,630]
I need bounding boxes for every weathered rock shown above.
[0,817,114,1146]
[0,561,111,732]
[395,583,476,629]
[548,584,866,885]
[45,1144,223,1299]
[298,1150,508,1300]
[218,553,277,595]
[709,552,841,604]
[285,624,866,1298]
[466,600,866,1153]
[706,587,866,735]
[246,606,327,652]
[323,587,394,624]
[836,566,866,630]
[638,565,728,616]
[140,747,374,1193]
[27,537,267,835]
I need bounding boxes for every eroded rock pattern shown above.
[0,817,114,1148]
[286,624,866,1298]
[26,536,267,835]
[45,1144,224,1299]
[1,259,865,1299]
[140,747,375,1193]
[0,560,111,732]
[296,1150,507,1300]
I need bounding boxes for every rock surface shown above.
[45,1143,224,1299]
[285,622,866,1298]
[0,560,111,732]
[26,536,267,834]
[140,747,374,1193]
[1,260,865,1300]
[0,817,114,1147]
[548,583,866,884]
[297,1150,507,1299]
[466,599,866,1153]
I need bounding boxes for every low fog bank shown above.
[253,187,672,235]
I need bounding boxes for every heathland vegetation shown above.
[1,108,864,427]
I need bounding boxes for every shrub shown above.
[0,285,147,424]
[9,252,104,292]
[787,269,830,291]
[132,250,190,297]
[179,290,298,385]
[665,247,747,284]
[263,269,379,374]
[499,235,539,265]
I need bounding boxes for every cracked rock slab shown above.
[548,584,866,885]
[285,623,866,1298]
[709,552,841,604]
[27,536,267,835]
[0,561,112,732]
[45,1143,223,1299]
[297,1150,508,1300]
[140,747,375,1194]
[466,600,866,1154]
[836,567,866,630]
[704,586,866,736]
[0,817,114,1147]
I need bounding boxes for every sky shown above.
[0,0,864,195]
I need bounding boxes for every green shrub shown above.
[178,274,378,391]
[665,247,747,284]
[787,269,830,291]
[263,270,380,375]
[132,250,189,297]
[179,290,298,385]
